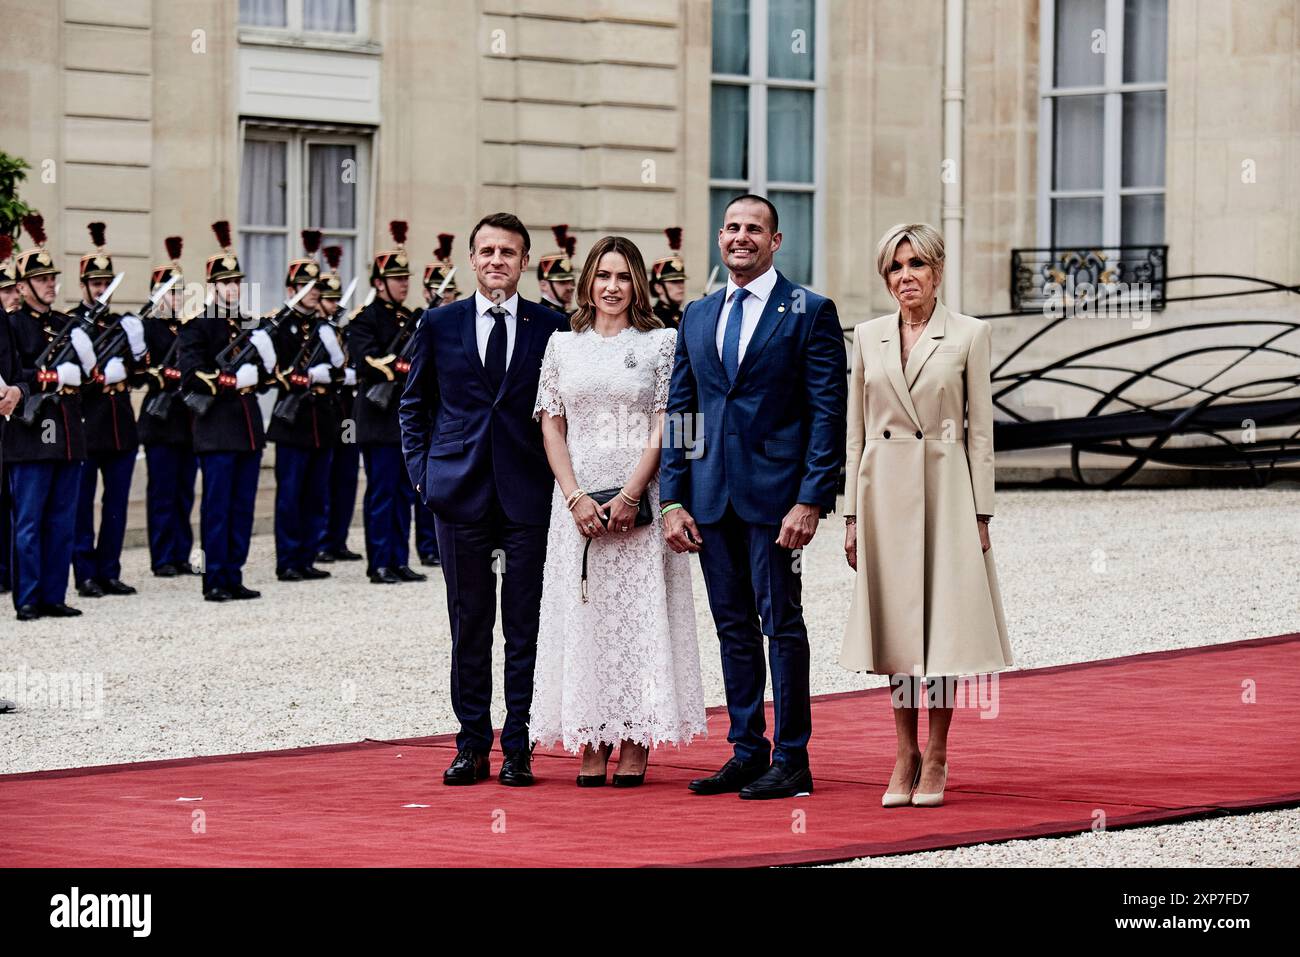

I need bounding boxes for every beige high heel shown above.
[882,760,923,808]
[911,762,948,807]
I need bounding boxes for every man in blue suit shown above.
[399,212,569,788]
[660,194,846,799]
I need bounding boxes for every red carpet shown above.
[3,633,1298,867]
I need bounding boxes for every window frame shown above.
[709,0,828,291]
[237,0,370,42]
[1037,0,1167,248]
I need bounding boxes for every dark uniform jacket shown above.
[266,309,340,449]
[326,315,355,449]
[68,302,145,454]
[178,304,267,454]
[653,298,682,329]
[137,314,194,447]
[0,307,32,471]
[2,304,88,463]
[346,296,415,446]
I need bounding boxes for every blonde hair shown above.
[570,235,662,333]
[875,223,945,284]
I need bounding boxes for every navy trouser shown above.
[415,499,440,561]
[274,445,332,572]
[9,460,81,609]
[696,503,812,769]
[435,490,547,755]
[361,444,413,571]
[198,450,261,592]
[73,448,136,585]
[0,474,11,590]
[324,440,360,553]
[144,444,197,571]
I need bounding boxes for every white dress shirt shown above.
[716,264,778,365]
[474,290,520,366]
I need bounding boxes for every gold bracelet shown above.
[618,489,640,507]
[566,489,586,511]
[845,516,857,524]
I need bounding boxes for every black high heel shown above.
[612,741,648,788]
[576,742,613,787]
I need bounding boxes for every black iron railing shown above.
[1010,245,1168,314]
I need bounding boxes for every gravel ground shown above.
[2,486,1297,866]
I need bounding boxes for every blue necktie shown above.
[721,287,749,383]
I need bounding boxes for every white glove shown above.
[249,329,277,372]
[103,357,127,385]
[308,363,332,385]
[343,367,356,387]
[234,363,259,390]
[57,361,83,389]
[318,324,345,367]
[120,314,146,359]
[70,326,97,373]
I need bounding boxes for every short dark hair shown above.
[469,213,531,255]
[724,194,779,234]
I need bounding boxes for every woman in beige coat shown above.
[841,223,1013,808]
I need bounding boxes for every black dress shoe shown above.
[419,553,441,567]
[368,567,401,584]
[204,588,233,602]
[100,578,137,596]
[76,580,104,598]
[37,602,83,618]
[738,763,814,800]
[0,582,10,594]
[688,756,771,795]
[334,547,363,562]
[394,565,427,583]
[276,568,304,582]
[314,550,336,564]
[443,748,490,785]
[182,563,202,575]
[153,563,179,577]
[16,604,40,621]
[499,748,535,787]
[228,584,261,600]
[299,565,331,580]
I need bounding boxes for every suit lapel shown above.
[734,272,792,386]
[699,289,728,386]
[903,301,948,389]
[459,297,492,392]
[880,313,922,430]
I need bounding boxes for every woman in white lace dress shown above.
[531,235,706,786]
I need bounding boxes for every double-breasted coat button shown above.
[883,429,891,439]
[915,430,923,439]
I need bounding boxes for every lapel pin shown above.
[777,304,786,313]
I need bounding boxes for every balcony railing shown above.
[1010,245,1168,315]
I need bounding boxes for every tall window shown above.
[709,0,824,288]
[239,126,370,312]
[239,0,361,34]
[1039,0,1168,248]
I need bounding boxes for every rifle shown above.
[362,310,420,412]
[17,273,123,427]
[270,277,359,426]
[181,280,317,417]
[90,273,179,374]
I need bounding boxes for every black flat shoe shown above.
[332,547,363,562]
[276,568,304,582]
[313,550,336,564]
[100,578,137,596]
[299,566,331,580]
[499,748,535,787]
[368,567,401,584]
[688,756,771,795]
[443,748,490,785]
[228,584,261,600]
[394,565,427,582]
[16,604,40,621]
[76,580,104,598]
[153,563,179,578]
[204,588,233,602]
[738,763,813,800]
[419,554,441,567]
[38,602,83,618]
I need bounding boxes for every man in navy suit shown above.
[660,194,846,799]
[399,212,569,788]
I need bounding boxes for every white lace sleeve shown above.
[533,332,565,420]
[651,328,677,414]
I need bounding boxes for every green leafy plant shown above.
[0,152,35,244]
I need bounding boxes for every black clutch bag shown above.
[580,488,653,603]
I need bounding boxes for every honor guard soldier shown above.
[4,214,95,620]
[138,236,199,577]
[422,233,460,310]
[70,222,148,598]
[267,229,339,582]
[536,224,576,316]
[649,226,687,329]
[346,220,426,584]
[316,244,364,564]
[0,236,26,596]
[178,221,275,603]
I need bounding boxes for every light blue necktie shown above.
[721,287,750,383]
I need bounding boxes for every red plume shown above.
[211,220,232,250]
[22,213,46,247]
[551,224,569,249]
[165,236,183,261]
[389,220,408,246]
[323,245,342,271]
[301,229,322,256]
[562,235,577,258]
[435,233,454,261]
[0,235,12,261]
[88,221,107,249]
[665,227,682,251]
